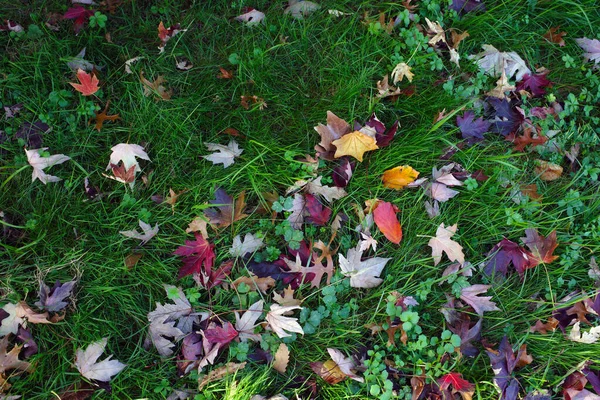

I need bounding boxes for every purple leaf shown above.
[375,120,399,148]
[16,326,38,358]
[457,111,491,145]
[485,336,523,400]
[16,121,50,149]
[516,72,552,97]
[483,238,535,279]
[450,0,485,14]
[304,193,331,226]
[35,279,76,312]
[332,157,355,188]
[247,261,297,282]
[576,38,600,65]
[485,98,525,137]
[582,367,600,395]
[178,332,203,376]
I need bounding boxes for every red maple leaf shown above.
[516,72,553,97]
[305,193,331,226]
[438,372,474,392]
[506,127,547,152]
[63,5,94,33]
[173,233,216,279]
[203,321,238,346]
[69,69,99,96]
[521,228,559,265]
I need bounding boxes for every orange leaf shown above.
[382,165,419,189]
[373,201,402,244]
[332,131,379,162]
[217,67,234,79]
[91,101,120,131]
[543,26,566,46]
[69,69,99,96]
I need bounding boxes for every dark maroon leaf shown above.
[375,120,399,147]
[203,321,238,346]
[485,98,525,137]
[173,233,216,279]
[247,261,297,282]
[63,5,94,33]
[449,317,482,357]
[332,157,355,188]
[457,111,491,145]
[16,326,38,358]
[177,332,203,376]
[516,72,552,97]
[194,260,233,290]
[35,279,76,312]
[247,348,273,364]
[483,238,535,279]
[84,177,101,200]
[16,121,50,149]
[450,0,485,14]
[304,193,331,226]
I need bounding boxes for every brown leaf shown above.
[221,127,245,138]
[411,374,425,400]
[186,216,209,239]
[529,317,559,334]
[90,101,120,132]
[232,275,276,293]
[105,163,136,184]
[56,381,98,400]
[506,127,547,151]
[0,336,32,382]
[515,344,533,368]
[543,26,566,47]
[310,359,346,385]
[240,95,267,110]
[272,343,289,374]
[124,253,143,269]
[197,362,246,390]
[165,188,187,213]
[534,160,563,181]
[521,184,542,201]
[140,72,172,100]
[567,302,591,325]
[217,67,234,79]
[273,286,302,308]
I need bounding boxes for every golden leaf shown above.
[332,131,378,162]
[382,165,420,189]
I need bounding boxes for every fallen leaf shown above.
[373,201,402,244]
[569,322,600,343]
[457,111,491,145]
[506,127,547,151]
[148,285,198,334]
[470,44,531,81]
[529,317,559,334]
[63,5,94,33]
[305,176,347,202]
[427,182,459,202]
[272,343,289,374]
[376,75,403,99]
[483,238,535,279]
[173,233,216,279]
[175,58,193,71]
[235,9,265,26]
[25,148,71,184]
[105,163,135,186]
[140,73,172,100]
[202,140,243,168]
[158,22,184,53]
[543,27,566,46]
[35,279,76,312]
[486,70,515,99]
[230,233,264,258]
[425,18,446,46]
[266,304,303,338]
[204,321,238,346]
[204,188,248,229]
[217,67,233,79]
[0,336,32,387]
[460,284,499,316]
[186,216,209,238]
[391,62,414,83]
[438,372,474,393]
[382,165,419,189]
[119,220,158,244]
[124,253,143,269]
[198,362,246,390]
[75,338,126,382]
[332,130,379,162]
[535,160,563,181]
[106,143,149,175]
[521,229,558,265]
[235,300,264,342]
[516,71,552,97]
[314,111,351,159]
[284,1,320,19]
[273,286,302,308]
[304,193,331,226]
[232,275,276,294]
[286,193,305,229]
[450,0,485,14]
[485,336,528,400]
[338,245,390,288]
[69,69,99,96]
[91,101,120,131]
[310,359,346,384]
[576,38,600,66]
[428,223,464,266]
[359,233,377,252]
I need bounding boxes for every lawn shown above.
[1,0,600,399]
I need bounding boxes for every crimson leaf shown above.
[173,233,216,279]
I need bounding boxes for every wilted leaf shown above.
[284,1,320,19]
[460,284,499,316]
[427,182,459,202]
[91,101,120,131]
[25,148,71,184]
[235,300,264,342]
[506,127,547,151]
[305,176,347,203]
[273,286,302,308]
[576,38,600,66]
[0,336,32,384]
[534,160,563,181]
[140,73,172,100]
[272,343,289,373]
[382,165,419,189]
[232,275,276,294]
[75,338,126,382]
[314,111,351,159]
[543,27,566,46]
[158,22,184,53]
[391,62,414,83]
[230,233,264,258]
[204,188,248,229]
[198,362,246,390]
[521,229,558,265]
[235,9,265,26]
[569,322,600,344]
[186,217,209,238]
[470,44,531,81]
[428,223,464,266]
[35,279,76,312]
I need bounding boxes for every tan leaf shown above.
[273,286,302,309]
[232,275,276,294]
[425,18,446,46]
[314,111,351,159]
[186,216,209,239]
[272,344,289,374]
[124,253,143,269]
[332,131,379,162]
[391,62,414,83]
[310,359,346,384]
[535,160,563,181]
[428,223,464,266]
[450,29,469,50]
[376,75,403,99]
[140,72,172,100]
[198,362,246,390]
[486,70,515,99]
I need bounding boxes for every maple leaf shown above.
[576,38,600,66]
[119,220,158,244]
[450,0,485,14]
[202,140,243,168]
[91,101,120,131]
[148,317,185,357]
[35,279,76,312]
[14,326,37,359]
[75,338,126,382]
[425,18,446,46]
[63,5,94,33]
[332,158,355,188]
[432,164,464,187]
[25,148,70,184]
[232,274,276,294]
[359,233,378,252]
[272,343,290,374]
[273,286,302,308]
[391,62,414,83]
[486,70,515,99]
[516,72,552,97]
[105,163,136,186]
[483,238,535,279]
[373,201,402,244]
[332,130,378,162]
[0,336,32,386]
[305,193,331,226]
[521,229,558,266]
[305,176,348,202]
[376,75,404,99]
[506,127,547,151]
[204,321,238,346]
[535,160,563,181]
[0,302,54,337]
[204,188,248,229]
[428,223,464,266]
[427,182,459,202]
[157,22,183,53]
[382,165,419,189]
[69,69,99,96]
[460,284,500,315]
[314,111,351,159]
[485,97,525,136]
[106,143,149,174]
[338,245,390,288]
[234,300,264,342]
[470,44,531,81]
[177,332,203,376]
[544,27,566,46]
[438,372,474,393]
[311,348,363,384]
[456,110,491,146]
[173,233,216,279]
[235,8,265,26]
[186,216,209,238]
[15,120,49,149]
[266,304,303,338]
[229,233,264,258]
[140,73,172,100]
[148,285,199,334]
[485,336,532,399]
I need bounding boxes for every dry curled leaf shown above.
[198,362,246,390]
[535,160,563,181]
[272,343,289,374]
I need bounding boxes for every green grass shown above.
[1,0,600,398]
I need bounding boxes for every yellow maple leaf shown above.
[382,165,420,189]
[332,131,379,162]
